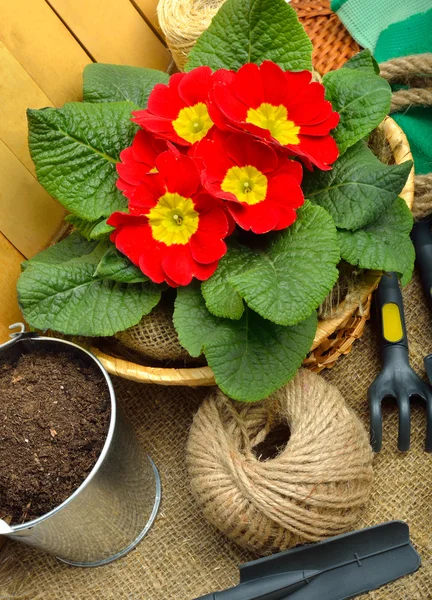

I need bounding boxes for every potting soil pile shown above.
[1,272,432,599]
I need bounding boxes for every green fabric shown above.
[374,9,432,176]
[331,0,430,51]
[374,9,432,61]
[332,0,432,176]
[392,110,432,175]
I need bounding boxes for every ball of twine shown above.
[187,369,373,554]
[158,0,225,70]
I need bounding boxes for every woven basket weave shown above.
[88,0,414,385]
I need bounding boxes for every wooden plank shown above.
[130,0,165,40]
[47,0,171,70]
[0,42,54,174]
[0,0,91,106]
[0,140,66,259]
[0,234,24,345]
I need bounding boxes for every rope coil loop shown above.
[187,370,374,554]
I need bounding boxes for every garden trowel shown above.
[193,521,420,600]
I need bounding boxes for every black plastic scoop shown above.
[368,271,432,452]
[193,521,420,600]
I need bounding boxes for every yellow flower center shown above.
[246,103,300,146]
[172,102,213,144]
[221,165,268,206]
[147,192,199,245]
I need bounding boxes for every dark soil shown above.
[0,351,110,525]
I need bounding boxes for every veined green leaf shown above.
[337,196,414,286]
[28,101,138,220]
[303,140,413,230]
[323,68,391,155]
[18,233,160,336]
[186,0,312,72]
[174,285,317,402]
[83,64,169,106]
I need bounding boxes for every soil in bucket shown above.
[0,351,110,524]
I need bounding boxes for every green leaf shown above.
[65,215,114,240]
[201,245,251,320]
[83,64,169,107]
[18,233,161,336]
[337,197,414,286]
[226,203,339,326]
[94,246,148,283]
[303,140,413,230]
[28,102,138,220]
[323,68,391,155]
[186,0,312,72]
[342,49,379,74]
[174,285,317,402]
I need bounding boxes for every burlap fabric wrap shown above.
[187,370,373,553]
[115,301,190,362]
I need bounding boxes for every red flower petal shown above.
[266,173,304,210]
[212,82,248,123]
[178,66,213,106]
[227,200,280,234]
[190,231,227,264]
[274,207,298,230]
[225,132,278,173]
[232,63,264,108]
[132,129,168,165]
[156,150,201,197]
[107,214,166,284]
[273,156,303,184]
[161,245,196,286]
[294,134,339,170]
[195,202,229,236]
[147,75,185,118]
[128,174,166,214]
[260,61,290,107]
[194,130,234,179]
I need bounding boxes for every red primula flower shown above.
[208,61,340,170]
[131,66,231,147]
[116,129,168,200]
[107,148,230,287]
[196,130,304,234]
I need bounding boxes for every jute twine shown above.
[380,53,432,221]
[157,0,224,70]
[187,369,374,554]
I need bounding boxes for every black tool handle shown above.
[194,595,215,600]
[411,220,432,311]
[375,272,409,363]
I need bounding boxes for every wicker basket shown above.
[89,115,414,385]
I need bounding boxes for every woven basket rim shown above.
[91,116,414,386]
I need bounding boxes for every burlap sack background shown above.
[1,271,432,599]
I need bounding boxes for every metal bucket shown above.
[0,324,161,566]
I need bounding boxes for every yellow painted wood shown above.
[0,42,54,174]
[0,0,91,106]
[48,0,171,70]
[130,0,164,39]
[0,234,24,345]
[0,140,66,259]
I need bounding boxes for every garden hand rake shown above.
[368,272,432,452]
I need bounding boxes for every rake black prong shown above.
[396,393,411,452]
[368,388,384,452]
[424,389,432,452]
